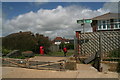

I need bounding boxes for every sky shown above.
[1,2,119,39]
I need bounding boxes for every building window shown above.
[102,21,106,28]
[107,20,110,23]
[102,20,105,23]
[99,25,102,30]
[119,19,120,22]
[107,24,110,29]
[98,20,113,30]
[103,24,106,29]
[99,20,102,24]
[97,18,120,31]
[106,20,110,29]
[98,20,101,25]
[113,19,118,22]
[113,19,120,29]
[98,20,101,30]
[114,24,118,29]
[118,19,120,28]
[119,23,120,28]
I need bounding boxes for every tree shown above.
[2,31,52,54]
[59,42,74,50]
[34,33,52,54]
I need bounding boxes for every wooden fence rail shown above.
[2,58,65,71]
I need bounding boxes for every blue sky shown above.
[2,2,118,38]
[3,2,105,19]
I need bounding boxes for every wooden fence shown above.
[2,58,65,71]
[79,31,120,58]
[75,31,120,72]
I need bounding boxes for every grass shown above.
[48,51,73,57]
[103,59,120,62]
[35,50,74,57]
[10,56,26,59]
[2,56,26,59]
[3,50,74,59]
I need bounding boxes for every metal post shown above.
[82,19,85,55]
[74,36,77,54]
[75,31,81,57]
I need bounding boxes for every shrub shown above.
[10,55,26,59]
[2,31,52,54]
[109,49,120,57]
[117,61,120,73]
[22,51,34,57]
[2,48,12,56]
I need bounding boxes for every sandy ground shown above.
[28,56,67,62]
[1,56,119,78]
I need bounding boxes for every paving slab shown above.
[2,67,77,78]
[2,64,118,78]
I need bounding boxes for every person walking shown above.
[63,47,67,57]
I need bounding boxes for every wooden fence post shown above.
[99,31,103,72]
[26,58,30,68]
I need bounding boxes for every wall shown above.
[50,44,60,52]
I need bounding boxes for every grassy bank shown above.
[35,50,74,57]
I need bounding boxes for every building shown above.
[91,12,120,32]
[52,37,69,45]
[69,39,74,44]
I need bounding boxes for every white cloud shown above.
[102,2,119,13]
[3,3,114,39]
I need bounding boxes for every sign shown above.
[77,20,84,24]
[84,19,92,23]
[77,19,92,24]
